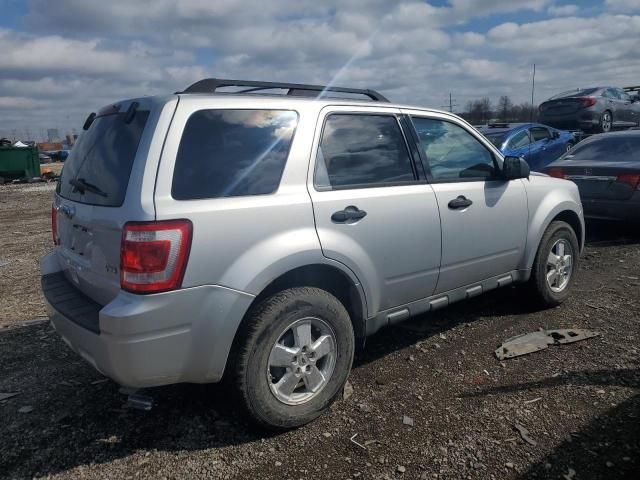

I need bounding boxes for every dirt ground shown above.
[0,183,638,480]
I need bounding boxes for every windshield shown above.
[561,136,640,163]
[549,88,600,100]
[57,110,149,206]
[483,133,506,148]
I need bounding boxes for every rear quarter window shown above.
[172,109,298,200]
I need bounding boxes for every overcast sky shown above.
[1,0,639,140]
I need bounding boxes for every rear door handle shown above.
[331,206,367,223]
[448,195,473,210]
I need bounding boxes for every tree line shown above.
[459,96,538,125]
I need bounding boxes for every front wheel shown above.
[233,287,354,429]
[526,220,579,307]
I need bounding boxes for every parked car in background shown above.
[41,79,584,429]
[46,150,70,162]
[480,123,575,171]
[543,130,640,222]
[38,153,52,164]
[538,86,640,133]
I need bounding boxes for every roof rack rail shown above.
[179,78,389,102]
[623,85,640,92]
[487,122,510,128]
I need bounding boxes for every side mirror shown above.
[502,156,530,180]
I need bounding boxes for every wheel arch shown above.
[524,203,584,271]
[247,263,368,339]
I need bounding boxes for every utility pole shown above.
[440,92,458,113]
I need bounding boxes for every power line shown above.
[440,92,459,113]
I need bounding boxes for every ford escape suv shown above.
[41,79,584,429]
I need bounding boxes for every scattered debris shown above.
[505,462,515,469]
[18,406,33,413]
[0,392,20,401]
[397,465,406,473]
[275,461,282,467]
[322,432,332,438]
[343,380,354,400]
[562,467,576,480]
[495,329,599,360]
[403,415,414,426]
[349,433,367,451]
[90,378,108,385]
[514,422,537,446]
[0,260,9,268]
[523,397,543,405]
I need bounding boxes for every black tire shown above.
[526,220,579,307]
[598,110,612,133]
[233,287,354,430]
[564,141,574,153]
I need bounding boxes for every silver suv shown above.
[41,79,584,429]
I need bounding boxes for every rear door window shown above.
[172,109,298,200]
[314,114,416,189]
[530,127,551,142]
[58,110,149,207]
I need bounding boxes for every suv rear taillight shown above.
[120,220,192,294]
[546,167,565,179]
[51,206,59,245]
[617,173,640,190]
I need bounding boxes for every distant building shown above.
[47,128,60,142]
[37,142,64,152]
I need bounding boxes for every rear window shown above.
[172,109,298,200]
[562,136,640,163]
[58,110,149,207]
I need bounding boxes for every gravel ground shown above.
[0,183,638,479]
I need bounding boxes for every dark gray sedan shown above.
[538,87,640,133]
[543,130,640,222]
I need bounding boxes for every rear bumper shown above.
[539,111,599,130]
[40,251,255,388]
[582,195,640,221]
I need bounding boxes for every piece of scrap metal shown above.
[495,329,599,360]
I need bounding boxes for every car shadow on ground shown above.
[463,367,640,479]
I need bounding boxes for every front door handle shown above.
[448,195,473,210]
[331,205,367,223]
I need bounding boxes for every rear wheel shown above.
[598,110,612,133]
[234,287,354,430]
[526,220,579,307]
[564,141,574,153]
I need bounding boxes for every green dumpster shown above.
[0,146,40,182]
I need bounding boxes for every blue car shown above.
[479,123,576,171]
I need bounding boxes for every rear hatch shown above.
[53,99,154,305]
[545,135,640,200]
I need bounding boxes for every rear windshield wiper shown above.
[69,178,108,197]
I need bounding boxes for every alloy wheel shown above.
[267,317,337,405]
[546,239,573,293]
